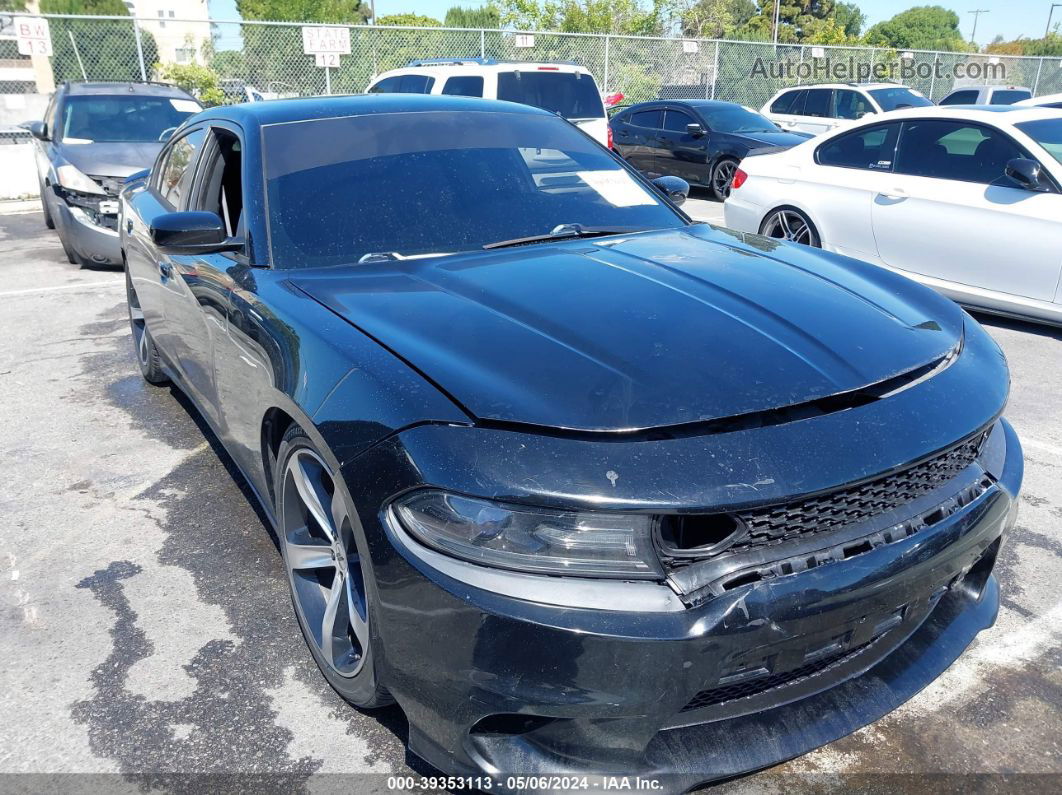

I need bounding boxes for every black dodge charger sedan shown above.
[120,94,1021,789]
[610,99,811,200]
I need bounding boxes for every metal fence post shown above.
[603,35,610,92]
[1033,56,1044,94]
[325,65,331,95]
[480,29,485,59]
[710,40,719,99]
[132,17,147,81]
[929,55,938,100]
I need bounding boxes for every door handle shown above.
[126,218,133,233]
[877,188,908,200]
[158,261,173,278]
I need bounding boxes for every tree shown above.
[834,1,864,38]
[987,34,1062,57]
[488,0,666,36]
[377,13,442,26]
[678,0,756,39]
[40,0,159,82]
[738,0,844,43]
[155,62,225,105]
[864,6,971,52]
[236,0,371,24]
[444,5,502,27]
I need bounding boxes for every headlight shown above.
[56,164,105,195]
[392,490,663,579]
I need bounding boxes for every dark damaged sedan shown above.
[120,95,1022,790]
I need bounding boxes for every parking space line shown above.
[0,281,122,298]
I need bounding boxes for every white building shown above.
[124,0,211,65]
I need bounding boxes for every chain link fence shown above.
[2,14,1060,110]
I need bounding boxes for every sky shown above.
[206,0,1059,48]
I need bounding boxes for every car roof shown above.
[61,81,194,98]
[774,83,906,92]
[191,93,553,132]
[944,85,1030,91]
[619,99,749,112]
[852,104,1061,124]
[376,60,593,77]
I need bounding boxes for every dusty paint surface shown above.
[0,205,1058,792]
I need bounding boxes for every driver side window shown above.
[157,128,206,209]
[195,127,244,240]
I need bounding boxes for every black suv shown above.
[28,81,201,267]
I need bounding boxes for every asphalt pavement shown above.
[0,200,1058,793]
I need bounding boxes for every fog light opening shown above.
[959,537,1001,602]
[657,514,747,558]
[469,713,556,737]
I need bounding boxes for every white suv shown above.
[366,58,609,146]
[761,82,932,135]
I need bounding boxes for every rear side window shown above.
[157,129,205,209]
[802,89,832,118]
[895,120,1025,183]
[663,109,695,132]
[370,74,435,94]
[816,123,899,170]
[442,76,484,97]
[770,90,800,114]
[630,109,663,128]
[940,89,979,106]
[990,89,1031,105]
[496,71,604,120]
[833,90,874,120]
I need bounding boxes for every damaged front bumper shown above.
[52,184,122,266]
[356,414,1020,791]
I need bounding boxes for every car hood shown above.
[736,130,812,148]
[58,141,163,177]
[292,227,964,432]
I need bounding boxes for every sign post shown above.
[15,16,52,57]
[303,25,351,95]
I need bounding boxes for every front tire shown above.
[710,158,739,201]
[759,206,821,248]
[275,425,392,708]
[126,269,168,385]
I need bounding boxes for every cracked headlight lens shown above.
[393,490,662,579]
[56,164,106,195]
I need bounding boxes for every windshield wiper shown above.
[483,224,644,250]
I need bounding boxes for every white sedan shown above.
[723,106,1062,325]
[1014,92,1062,109]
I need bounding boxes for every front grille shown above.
[729,432,986,553]
[681,639,876,712]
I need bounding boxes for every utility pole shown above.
[1047,4,1062,38]
[772,0,781,46]
[968,9,990,44]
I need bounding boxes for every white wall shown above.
[0,144,39,200]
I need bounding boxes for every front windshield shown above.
[60,95,201,143]
[703,106,779,134]
[262,110,685,269]
[1016,119,1062,166]
[868,87,933,111]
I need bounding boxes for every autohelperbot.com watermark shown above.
[751,57,1007,83]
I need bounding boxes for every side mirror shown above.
[652,175,690,207]
[150,211,241,254]
[28,121,48,140]
[686,123,705,137]
[1005,158,1047,191]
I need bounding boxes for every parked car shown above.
[365,58,608,146]
[762,82,932,135]
[121,93,1020,788]
[724,105,1062,325]
[1014,91,1062,109]
[28,81,201,267]
[939,85,1032,106]
[610,99,811,199]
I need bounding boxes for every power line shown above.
[968,9,990,44]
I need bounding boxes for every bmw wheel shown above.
[276,425,392,708]
[759,207,821,248]
[126,269,168,384]
[710,158,739,201]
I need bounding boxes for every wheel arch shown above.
[758,203,823,247]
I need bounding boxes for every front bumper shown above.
[364,419,1021,791]
[53,190,122,266]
